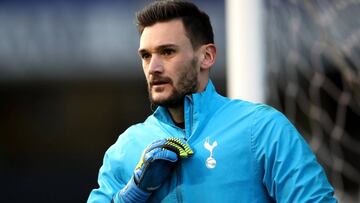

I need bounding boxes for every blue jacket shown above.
[88,80,336,202]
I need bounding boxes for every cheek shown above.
[142,65,149,78]
[170,60,187,76]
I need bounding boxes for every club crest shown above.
[204,137,218,169]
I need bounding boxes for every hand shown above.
[116,137,194,203]
[134,137,194,192]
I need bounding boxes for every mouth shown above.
[150,78,171,88]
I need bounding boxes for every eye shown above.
[161,48,175,56]
[140,52,151,60]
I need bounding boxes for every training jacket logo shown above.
[204,137,218,169]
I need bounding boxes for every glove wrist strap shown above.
[116,177,151,203]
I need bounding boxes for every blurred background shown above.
[0,0,359,202]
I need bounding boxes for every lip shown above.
[151,82,169,89]
[150,79,171,87]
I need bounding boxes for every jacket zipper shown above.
[175,166,184,203]
[175,96,193,202]
[174,127,186,203]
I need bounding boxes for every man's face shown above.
[139,19,200,108]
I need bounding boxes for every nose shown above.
[148,55,164,74]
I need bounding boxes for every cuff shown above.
[113,177,151,203]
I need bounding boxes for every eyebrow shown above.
[138,44,179,55]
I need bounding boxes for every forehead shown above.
[139,19,191,50]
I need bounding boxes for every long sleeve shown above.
[87,125,155,203]
[87,149,126,203]
[252,105,336,202]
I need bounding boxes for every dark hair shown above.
[136,0,214,49]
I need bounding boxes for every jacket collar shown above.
[153,80,224,137]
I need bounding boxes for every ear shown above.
[200,44,216,71]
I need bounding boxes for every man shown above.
[88,0,336,202]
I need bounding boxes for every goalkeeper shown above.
[88,1,337,202]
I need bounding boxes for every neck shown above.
[168,105,184,124]
[166,79,210,125]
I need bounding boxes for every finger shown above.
[144,139,168,153]
[136,147,178,170]
[149,148,178,162]
[136,138,176,170]
[165,138,194,158]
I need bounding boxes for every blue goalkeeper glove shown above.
[113,137,194,203]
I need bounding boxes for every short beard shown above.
[148,57,199,108]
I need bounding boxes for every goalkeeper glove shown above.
[114,137,194,203]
